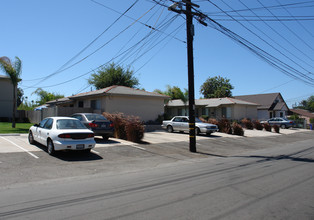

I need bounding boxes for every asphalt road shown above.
[0,130,313,219]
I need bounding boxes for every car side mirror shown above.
[33,124,39,127]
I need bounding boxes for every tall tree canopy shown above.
[32,88,64,106]
[154,85,188,103]
[88,63,139,90]
[200,76,234,98]
[295,95,314,112]
[0,56,22,128]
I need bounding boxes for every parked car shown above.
[28,117,96,155]
[162,116,219,135]
[261,117,294,129]
[71,113,114,140]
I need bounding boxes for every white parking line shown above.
[1,137,39,159]
[129,145,146,150]
[91,149,100,154]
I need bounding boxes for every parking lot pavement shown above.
[0,134,40,153]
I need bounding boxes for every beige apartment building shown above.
[0,75,14,119]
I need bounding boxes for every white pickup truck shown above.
[162,116,219,135]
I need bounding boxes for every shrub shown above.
[241,118,254,130]
[263,123,272,132]
[310,118,314,124]
[232,122,244,136]
[125,116,144,143]
[102,112,144,143]
[201,115,209,121]
[273,124,280,133]
[253,120,263,130]
[208,118,219,126]
[103,112,127,139]
[218,118,232,134]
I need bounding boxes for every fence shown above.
[25,107,93,124]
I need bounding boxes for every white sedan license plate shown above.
[76,144,84,150]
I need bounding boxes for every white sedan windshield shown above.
[56,119,86,129]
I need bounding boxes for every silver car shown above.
[162,116,219,135]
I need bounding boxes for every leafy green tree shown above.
[154,85,188,102]
[88,63,139,89]
[0,56,22,128]
[296,95,314,112]
[32,88,64,106]
[200,76,234,98]
[17,87,24,107]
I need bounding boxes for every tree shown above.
[296,95,314,112]
[32,88,64,106]
[200,76,234,98]
[0,56,22,128]
[88,63,139,89]
[154,85,188,102]
[17,87,24,107]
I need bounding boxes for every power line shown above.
[217,0,314,75]
[276,0,314,38]
[23,1,139,84]
[257,0,314,53]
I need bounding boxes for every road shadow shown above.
[196,151,228,158]
[94,138,120,144]
[31,142,103,161]
[234,155,314,163]
[54,150,103,162]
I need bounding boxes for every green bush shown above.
[253,120,263,130]
[263,123,272,132]
[218,118,232,134]
[241,118,254,130]
[310,118,314,124]
[273,124,280,133]
[232,122,244,136]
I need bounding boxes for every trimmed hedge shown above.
[241,118,254,130]
[232,122,244,136]
[103,112,144,143]
[263,123,272,132]
[273,124,280,133]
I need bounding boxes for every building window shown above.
[91,100,101,110]
[222,107,231,118]
[78,101,84,108]
[178,108,182,116]
[280,112,283,117]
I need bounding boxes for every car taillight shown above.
[89,123,98,128]
[58,134,72,138]
[109,122,114,128]
[88,133,94,138]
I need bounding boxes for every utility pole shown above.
[185,0,196,153]
[168,0,206,152]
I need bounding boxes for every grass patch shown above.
[0,122,33,134]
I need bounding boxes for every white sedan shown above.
[28,117,96,155]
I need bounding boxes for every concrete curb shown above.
[0,133,21,136]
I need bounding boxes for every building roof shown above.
[0,75,10,79]
[166,97,259,107]
[71,85,168,99]
[235,93,279,109]
[47,85,169,105]
[290,109,314,118]
[234,93,289,111]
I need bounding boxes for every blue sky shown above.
[1,0,313,107]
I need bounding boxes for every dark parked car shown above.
[262,117,294,129]
[71,113,114,140]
